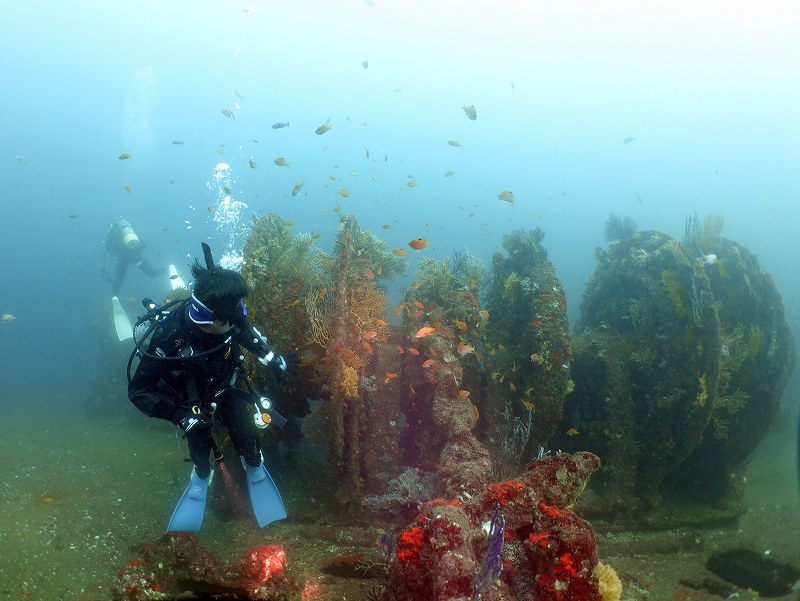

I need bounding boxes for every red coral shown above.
[420,497,464,509]
[487,479,525,506]
[396,527,427,566]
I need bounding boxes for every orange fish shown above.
[319,287,328,298]
[362,331,378,339]
[397,345,405,354]
[408,238,428,251]
[392,248,408,257]
[457,389,470,399]
[376,319,388,326]
[393,304,405,317]
[413,301,424,309]
[472,404,480,420]
[529,320,543,327]
[452,319,468,330]
[384,372,398,384]
[407,347,420,356]
[421,359,436,368]
[415,326,436,338]
[289,299,301,307]
[411,281,421,289]
[412,310,423,318]
[566,428,580,437]
[362,340,373,351]
[456,342,475,356]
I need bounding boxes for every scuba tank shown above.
[118,219,141,250]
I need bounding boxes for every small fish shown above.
[413,301,424,309]
[411,281,421,289]
[274,157,289,167]
[458,389,471,399]
[384,372,397,384]
[393,304,404,317]
[521,399,536,410]
[291,182,304,196]
[171,140,184,145]
[318,288,328,298]
[376,319,388,327]
[249,159,257,169]
[497,190,515,203]
[315,118,332,135]
[392,248,408,257]
[444,170,455,177]
[479,310,489,321]
[68,214,79,219]
[456,342,475,356]
[407,347,420,356]
[421,359,437,368]
[221,108,236,122]
[363,331,378,340]
[461,103,477,120]
[169,274,180,280]
[452,319,468,331]
[406,179,418,188]
[362,340,373,351]
[362,60,369,69]
[0,314,16,323]
[447,139,462,147]
[623,137,635,144]
[382,224,392,230]
[118,153,132,160]
[123,185,132,193]
[415,326,437,338]
[566,428,580,436]
[408,238,428,251]
[337,189,350,198]
[272,122,290,129]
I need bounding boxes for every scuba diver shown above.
[103,218,166,297]
[128,242,291,533]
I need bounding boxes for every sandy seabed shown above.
[0,397,797,601]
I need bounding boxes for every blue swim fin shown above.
[166,468,212,534]
[244,462,287,527]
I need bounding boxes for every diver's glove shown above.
[174,410,211,435]
[259,351,294,378]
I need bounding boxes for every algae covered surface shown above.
[0,392,797,601]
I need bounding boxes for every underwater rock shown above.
[666,237,796,500]
[569,230,722,510]
[112,532,299,600]
[705,547,800,597]
[379,451,610,601]
[484,228,573,475]
[570,228,795,514]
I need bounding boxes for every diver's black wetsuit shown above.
[104,220,166,296]
[128,301,276,478]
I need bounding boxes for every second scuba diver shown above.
[103,218,166,296]
[128,242,292,533]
